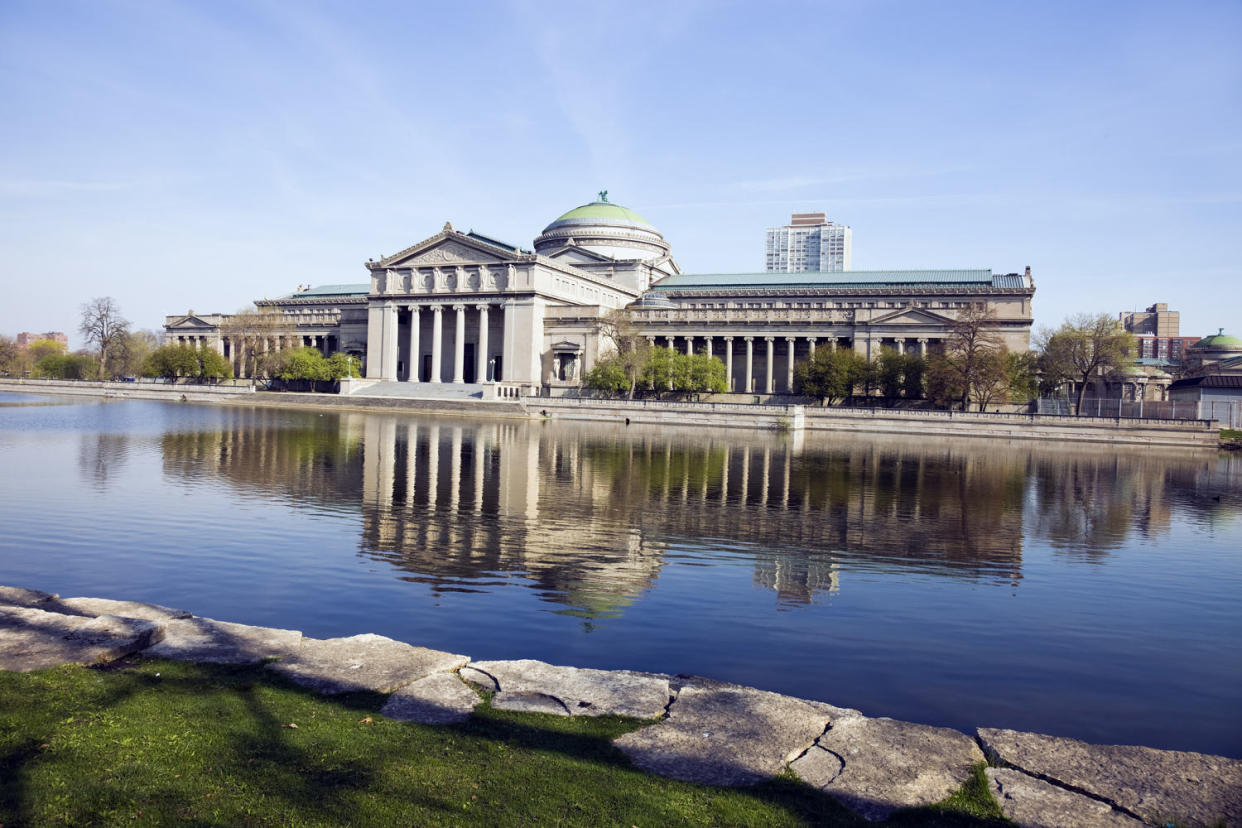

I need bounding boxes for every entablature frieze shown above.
[654,286,1034,299]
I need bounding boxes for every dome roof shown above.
[533,193,670,263]
[544,201,654,232]
[1191,331,1242,350]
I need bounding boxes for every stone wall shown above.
[0,378,254,402]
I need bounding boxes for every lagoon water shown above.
[1,391,1240,757]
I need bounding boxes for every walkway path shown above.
[2,585,1238,826]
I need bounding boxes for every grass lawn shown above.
[1222,428,1242,440]
[0,657,1007,827]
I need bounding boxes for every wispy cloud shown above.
[0,180,137,198]
[734,166,974,194]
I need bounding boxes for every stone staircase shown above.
[350,381,487,401]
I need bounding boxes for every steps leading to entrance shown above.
[350,381,487,400]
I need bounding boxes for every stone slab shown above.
[792,715,984,821]
[459,664,497,691]
[979,727,1242,827]
[613,680,833,786]
[0,586,60,609]
[467,659,670,718]
[380,672,480,725]
[145,616,303,665]
[985,768,1143,828]
[0,606,164,671]
[58,596,192,622]
[267,633,468,695]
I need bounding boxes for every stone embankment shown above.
[3,586,1238,826]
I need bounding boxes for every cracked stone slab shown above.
[986,768,1144,828]
[467,659,670,718]
[979,727,1242,827]
[145,616,303,664]
[267,633,468,695]
[59,596,193,622]
[792,715,984,821]
[613,680,834,786]
[381,672,480,725]
[0,605,164,671]
[459,664,497,691]
[0,586,61,609]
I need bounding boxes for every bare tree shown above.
[936,303,1005,410]
[79,297,131,379]
[1036,313,1135,411]
[219,305,285,379]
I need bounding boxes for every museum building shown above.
[164,195,1035,394]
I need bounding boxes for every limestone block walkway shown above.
[2,585,1238,827]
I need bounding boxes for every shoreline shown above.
[3,584,1239,825]
[0,378,1225,448]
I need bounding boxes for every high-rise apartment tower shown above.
[765,212,852,272]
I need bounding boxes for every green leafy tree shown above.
[275,347,330,381]
[35,352,98,379]
[197,347,233,381]
[27,339,67,363]
[116,330,159,378]
[877,350,905,403]
[143,345,200,380]
[969,348,1010,411]
[902,354,926,400]
[582,357,630,396]
[794,347,869,404]
[639,346,677,395]
[325,352,361,380]
[1036,313,1136,411]
[1004,351,1038,403]
[685,352,727,397]
[596,308,651,399]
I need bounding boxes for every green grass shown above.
[0,658,1008,827]
[1221,428,1242,440]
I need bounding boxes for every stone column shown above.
[382,302,399,380]
[705,336,713,360]
[744,336,754,393]
[808,337,817,356]
[724,336,734,390]
[765,336,775,394]
[476,304,489,382]
[647,336,656,348]
[785,337,796,391]
[918,338,928,357]
[897,338,906,355]
[685,336,693,356]
[453,304,466,384]
[430,305,443,382]
[406,305,420,382]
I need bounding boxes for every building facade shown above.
[765,212,852,272]
[16,332,68,348]
[165,196,1033,394]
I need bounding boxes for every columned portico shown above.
[476,304,490,382]
[406,306,420,382]
[744,337,754,393]
[453,304,466,384]
[430,306,444,382]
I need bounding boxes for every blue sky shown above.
[2,0,1239,347]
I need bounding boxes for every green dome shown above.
[547,200,653,229]
[1191,332,1242,349]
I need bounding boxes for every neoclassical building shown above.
[164,195,1035,394]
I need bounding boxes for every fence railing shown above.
[1040,397,1240,426]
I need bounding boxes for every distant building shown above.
[16,331,68,348]
[1119,304,1200,366]
[765,212,851,272]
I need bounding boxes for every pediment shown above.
[167,315,216,329]
[869,307,956,326]
[546,246,617,264]
[382,233,513,268]
[551,340,583,351]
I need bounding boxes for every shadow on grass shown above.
[0,657,1007,827]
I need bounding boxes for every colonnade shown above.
[644,333,936,393]
[368,301,507,384]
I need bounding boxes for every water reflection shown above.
[154,409,1232,618]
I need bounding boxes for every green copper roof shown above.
[655,270,998,290]
[548,201,653,227]
[286,284,369,298]
[1191,332,1242,349]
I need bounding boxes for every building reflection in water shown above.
[158,408,1231,618]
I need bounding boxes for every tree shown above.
[685,352,727,397]
[794,347,869,404]
[969,348,1009,411]
[936,303,1005,410]
[115,330,159,378]
[877,350,905,403]
[27,338,66,363]
[324,352,361,380]
[275,347,330,381]
[197,348,233,381]
[582,357,631,396]
[1004,351,1038,404]
[596,308,651,399]
[0,335,21,376]
[143,345,200,380]
[902,354,926,400]
[35,352,98,379]
[79,297,131,379]
[1036,313,1135,412]
[219,305,284,379]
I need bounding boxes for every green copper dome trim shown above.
[1191,332,1242,349]
[547,201,653,228]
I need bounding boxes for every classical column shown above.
[405,423,418,508]
[382,302,398,380]
[808,337,817,356]
[430,305,443,382]
[406,305,420,382]
[744,336,754,393]
[476,304,489,382]
[918,338,928,356]
[685,336,693,356]
[765,336,775,394]
[452,304,466,384]
[785,337,796,391]
[647,336,656,348]
[705,336,713,360]
[426,424,440,512]
[897,338,906,355]
[724,337,734,390]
